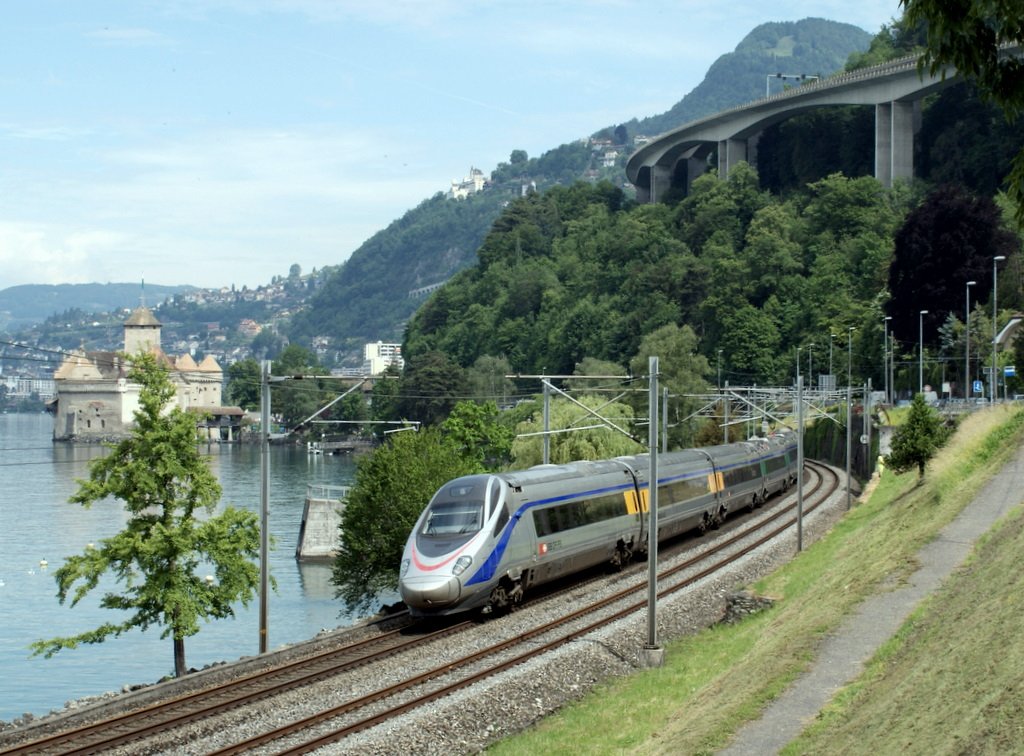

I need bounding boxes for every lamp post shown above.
[796,346,802,383]
[993,255,1006,402]
[919,310,929,395]
[807,343,815,391]
[717,349,723,390]
[829,332,836,382]
[966,280,976,399]
[847,327,855,388]
[883,316,892,404]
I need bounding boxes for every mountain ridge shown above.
[0,282,195,331]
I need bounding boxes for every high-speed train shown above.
[399,431,798,616]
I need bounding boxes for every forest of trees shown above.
[400,169,1022,397]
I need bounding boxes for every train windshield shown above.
[421,482,486,536]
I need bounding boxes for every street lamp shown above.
[993,255,1006,402]
[847,327,855,387]
[919,310,929,395]
[883,316,892,404]
[796,346,802,384]
[966,280,976,399]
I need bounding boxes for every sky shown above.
[0,1,901,291]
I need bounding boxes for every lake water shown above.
[0,413,379,722]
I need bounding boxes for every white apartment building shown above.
[364,342,404,375]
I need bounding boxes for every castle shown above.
[51,305,242,441]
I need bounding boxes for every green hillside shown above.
[287,18,872,351]
[488,404,1024,754]
[633,18,872,136]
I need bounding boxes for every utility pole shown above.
[642,356,664,668]
[259,360,271,654]
[796,375,804,551]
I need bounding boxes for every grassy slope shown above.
[488,405,1024,755]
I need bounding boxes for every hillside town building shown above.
[51,305,243,441]
[364,341,404,375]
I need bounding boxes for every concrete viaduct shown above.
[626,53,962,202]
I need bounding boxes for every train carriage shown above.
[761,431,799,496]
[699,441,766,516]
[400,430,798,617]
[624,449,719,539]
[502,460,642,591]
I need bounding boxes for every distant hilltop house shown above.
[51,305,243,442]
[448,167,487,200]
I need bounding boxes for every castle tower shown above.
[123,306,162,355]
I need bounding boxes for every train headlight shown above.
[400,558,410,577]
[452,555,473,576]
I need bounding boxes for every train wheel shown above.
[610,540,633,570]
[488,582,510,613]
[488,578,523,615]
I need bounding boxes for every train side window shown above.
[534,508,553,537]
[492,483,510,536]
[493,504,510,537]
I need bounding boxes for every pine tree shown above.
[32,352,262,677]
[885,393,948,478]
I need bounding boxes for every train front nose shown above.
[400,575,462,610]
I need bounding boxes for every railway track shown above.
[0,620,468,755]
[1,461,839,755]
[246,461,838,755]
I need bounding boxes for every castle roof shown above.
[124,306,161,327]
[175,354,199,370]
[197,354,222,373]
[53,351,128,381]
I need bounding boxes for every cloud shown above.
[0,123,89,141]
[0,125,450,288]
[0,222,129,286]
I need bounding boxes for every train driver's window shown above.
[490,483,510,536]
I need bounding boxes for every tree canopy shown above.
[401,167,927,395]
[510,395,643,466]
[331,425,483,612]
[271,344,329,431]
[32,352,262,677]
[225,357,261,410]
[902,0,1024,223]
[887,184,1019,345]
[885,393,949,477]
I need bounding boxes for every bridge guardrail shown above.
[306,484,351,502]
